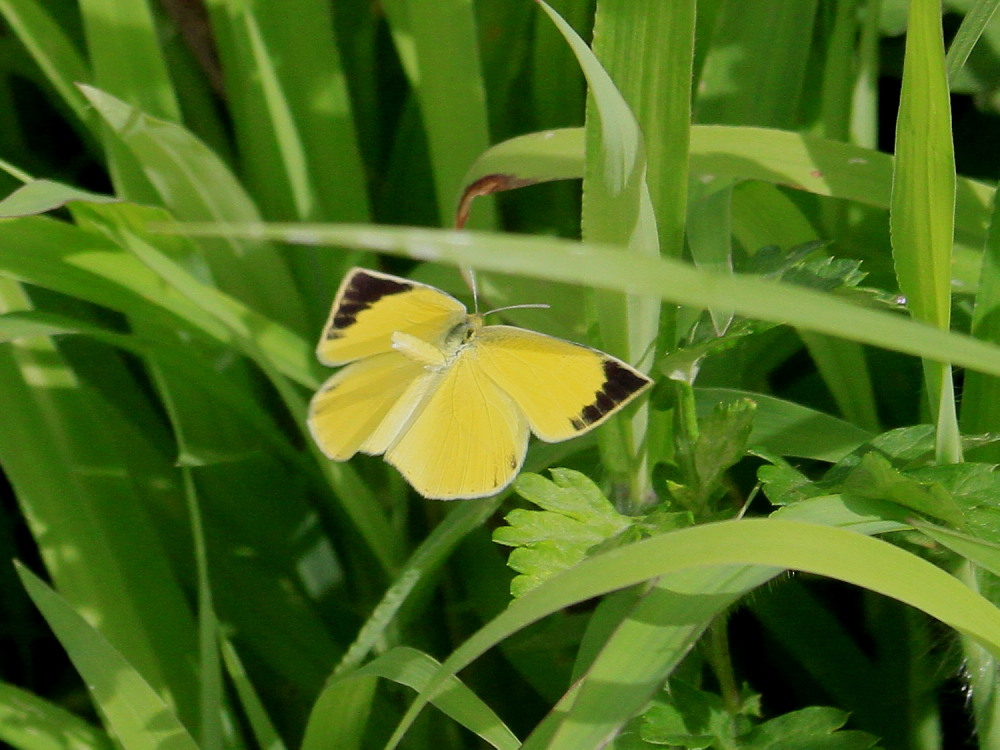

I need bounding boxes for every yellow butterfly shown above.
[308,268,652,500]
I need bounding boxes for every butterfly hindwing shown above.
[308,351,429,460]
[473,326,652,442]
[317,268,467,366]
[384,349,530,500]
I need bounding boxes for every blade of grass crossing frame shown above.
[381,0,496,229]
[889,0,960,462]
[460,124,994,274]
[169,221,1000,381]
[385,519,1000,747]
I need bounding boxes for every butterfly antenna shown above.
[482,303,551,319]
[470,268,480,313]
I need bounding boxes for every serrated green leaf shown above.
[493,470,634,596]
[692,398,755,497]
[840,452,966,528]
[740,706,879,750]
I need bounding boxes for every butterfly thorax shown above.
[392,313,484,371]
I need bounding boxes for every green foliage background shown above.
[4,0,1000,748]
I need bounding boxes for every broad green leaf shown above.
[741,706,878,749]
[16,564,200,750]
[839,452,966,528]
[637,679,758,748]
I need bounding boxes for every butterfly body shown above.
[308,268,652,500]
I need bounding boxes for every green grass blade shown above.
[381,0,495,228]
[798,331,881,431]
[461,123,993,286]
[103,221,400,574]
[387,518,1000,747]
[308,647,519,750]
[171,223,1000,380]
[15,564,201,750]
[889,0,959,461]
[530,0,589,133]
[0,276,203,731]
[0,214,314,386]
[220,640,289,750]
[0,0,95,133]
[0,680,113,750]
[695,1,816,128]
[78,0,178,120]
[79,85,308,332]
[945,0,1000,84]
[590,0,694,261]
[540,0,658,501]
[0,180,119,217]
[528,566,778,749]
[77,0,176,203]
[961,186,1000,458]
[181,469,224,750]
[333,498,502,675]
[202,0,370,328]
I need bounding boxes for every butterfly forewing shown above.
[384,351,530,500]
[317,268,467,366]
[474,326,652,442]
